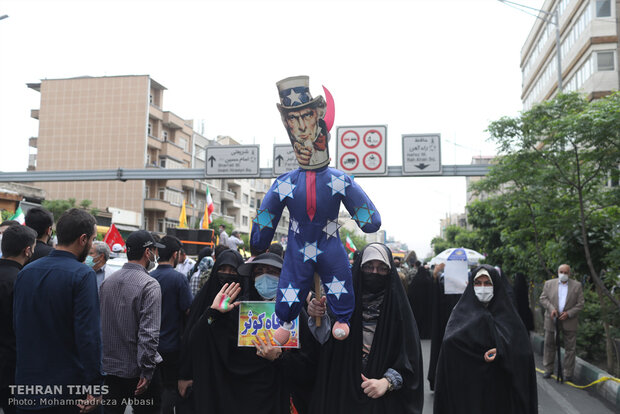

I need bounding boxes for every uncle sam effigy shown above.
[250,76,381,344]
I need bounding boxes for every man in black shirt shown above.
[0,225,37,414]
[25,207,54,262]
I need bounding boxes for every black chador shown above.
[407,264,433,339]
[310,244,424,414]
[427,273,461,390]
[433,265,538,414]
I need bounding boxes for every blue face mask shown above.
[85,255,95,268]
[254,274,279,300]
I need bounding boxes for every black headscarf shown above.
[310,243,424,414]
[407,263,432,339]
[433,265,537,414]
[427,272,461,390]
[513,272,534,331]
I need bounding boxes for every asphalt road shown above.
[420,338,617,413]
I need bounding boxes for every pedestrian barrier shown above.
[535,367,620,389]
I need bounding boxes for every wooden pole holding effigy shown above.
[314,272,321,327]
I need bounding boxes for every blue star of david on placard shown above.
[325,276,348,299]
[274,177,296,201]
[352,204,375,228]
[299,241,323,262]
[326,174,350,196]
[290,218,300,234]
[280,283,300,307]
[253,208,275,231]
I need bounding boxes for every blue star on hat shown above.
[299,241,323,262]
[326,174,349,196]
[352,203,375,228]
[280,283,300,307]
[325,276,348,299]
[274,177,296,201]
[253,208,275,231]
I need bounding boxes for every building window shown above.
[148,123,152,136]
[145,186,150,199]
[250,197,255,208]
[242,216,249,226]
[157,219,164,233]
[596,0,611,17]
[162,131,168,141]
[243,193,249,204]
[178,137,188,152]
[159,187,165,200]
[597,51,615,71]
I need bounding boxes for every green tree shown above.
[42,199,100,222]
[476,91,620,371]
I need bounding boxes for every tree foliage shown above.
[459,92,620,370]
[42,198,99,222]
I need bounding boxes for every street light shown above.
[499,0,562,92]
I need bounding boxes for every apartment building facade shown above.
[521,0,619,109]
[27,75,288,240]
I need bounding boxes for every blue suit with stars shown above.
[251,166,381,325]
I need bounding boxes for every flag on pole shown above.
[9,207,25,225]
[199,186,214,229]
[179,200,188,228]
[345,234,357,252]
[103,224,125,251]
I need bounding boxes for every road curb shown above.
[531,333,620,410]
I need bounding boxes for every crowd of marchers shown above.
[0,205,586,414]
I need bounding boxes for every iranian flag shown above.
[9,207,25,225]
[199,186,215,229]
[345,234,357,252]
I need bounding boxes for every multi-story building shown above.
[27,74,288,240]
[521,0,618,109]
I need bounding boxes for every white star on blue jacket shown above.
[274,177,296,201]
[290,218,300,234]
[325,276,348,299]
[322,219,341,239]
[280,283,300,307]
[299,241,323,262]
[326,174,350,196]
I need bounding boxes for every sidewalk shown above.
[531,333,620,410]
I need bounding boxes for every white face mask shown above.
[558,272,569,282]
[474,286,494,303]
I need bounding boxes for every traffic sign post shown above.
[336,125,387,176]
[205,145,260,177]
[272,144,298,177]
[402,134,442,175]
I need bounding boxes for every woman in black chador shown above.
[407,261,433,339]
[513,272,535,331]
[433,265,538,414]
[310,243,424,414]
[178,252,319,414]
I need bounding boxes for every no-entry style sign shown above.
[336,125,387,176]
[402,134,441,175]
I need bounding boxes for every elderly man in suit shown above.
[539,264,585,381]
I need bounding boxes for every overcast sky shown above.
[0,0,540,258]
